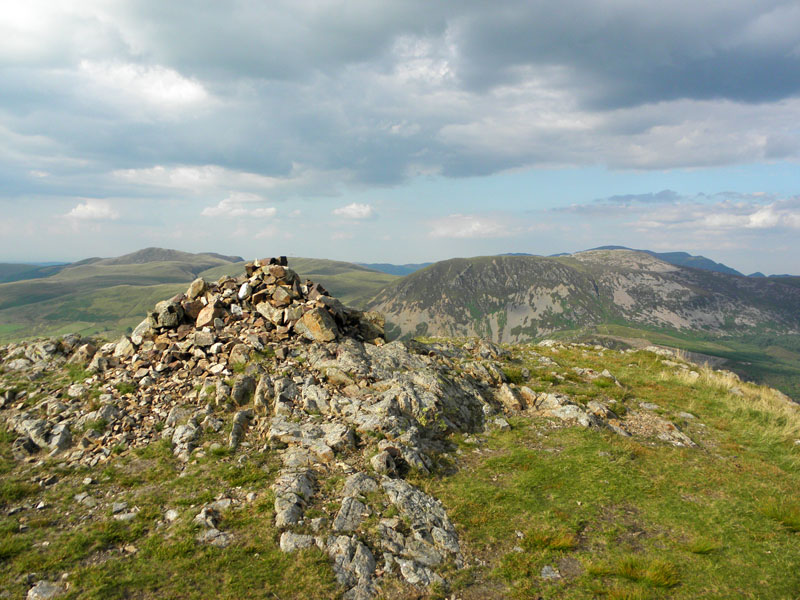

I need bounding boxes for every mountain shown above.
[2,259,799,599]
[362,247,745,278]
[367,250,799,342]
[366,250,800,397]
[357,262,432,276]
[95,247,244,266]
[589,246,744,276]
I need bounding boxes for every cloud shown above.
[331,231,355,240]
[201,193,277,218]
[1,2,799,198]
[332,202,374,219]
[78,60,209,109]
[428,214,513,239]
[113,164,353,200]
[629,197,800,233]
[65,199,119,221]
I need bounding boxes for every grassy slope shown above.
[548,324,800,401]
[2,341,799,598]
[427,341,800,599]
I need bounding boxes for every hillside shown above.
[1,262,799,598]
[367,250,800,340]
[366,250,800,397]
[0,263,68,284]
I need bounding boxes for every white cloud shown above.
[113,164,354,200]
[201,193,277,218]
[331,231,355,240]
[631,198,800,232]
[65,199,119,221]
[428,214,511,238]
[79,60,209,108]
[333,202,374,219]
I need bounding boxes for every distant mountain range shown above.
[364,247,796,278]
[357,262,433,276]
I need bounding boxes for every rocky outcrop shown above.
[0,259,714,597]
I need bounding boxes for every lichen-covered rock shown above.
[298,308,340,342]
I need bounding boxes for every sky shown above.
[1,1,800,274]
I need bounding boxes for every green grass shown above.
[428,341,800,599]
[562,324,800,400]
[115,382,136,395]
[0,426,338,599]
[759,497,800,532]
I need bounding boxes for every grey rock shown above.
[280,531,316,552]
[229,410,252,450]
[256,302,284,325]
[172,421,200,458]
[165,406,191,428]
[6,357,33,370]
[238,282,252,300]
[196,528,233,547]
[192,331,216,348]
[370,451,395,475]
[541,565,562,580]
[229,344,251,365]
[327,535,376,590]
[273,378,298,415]
[382,479,461,559]
[395,558,444,587]
[342,473,378,497]
[254,375,274,411]
[26,581,65,600]
[333,497,368,532]
[74,492,97,508]
[231,375,256,405]
[164,509,180,522]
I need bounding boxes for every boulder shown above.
[186,278,206,300]
[297,308,339,343]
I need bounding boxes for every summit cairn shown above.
[132,256,385,362]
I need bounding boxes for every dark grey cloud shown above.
[451,1,800,107]
[1,0,799,207]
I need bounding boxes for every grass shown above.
[588,556,680,588]
[66,364,91,383]
[427,341,800,599]
[759,497,800,532]
[115,382,136,395]
[0,424,337,600]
